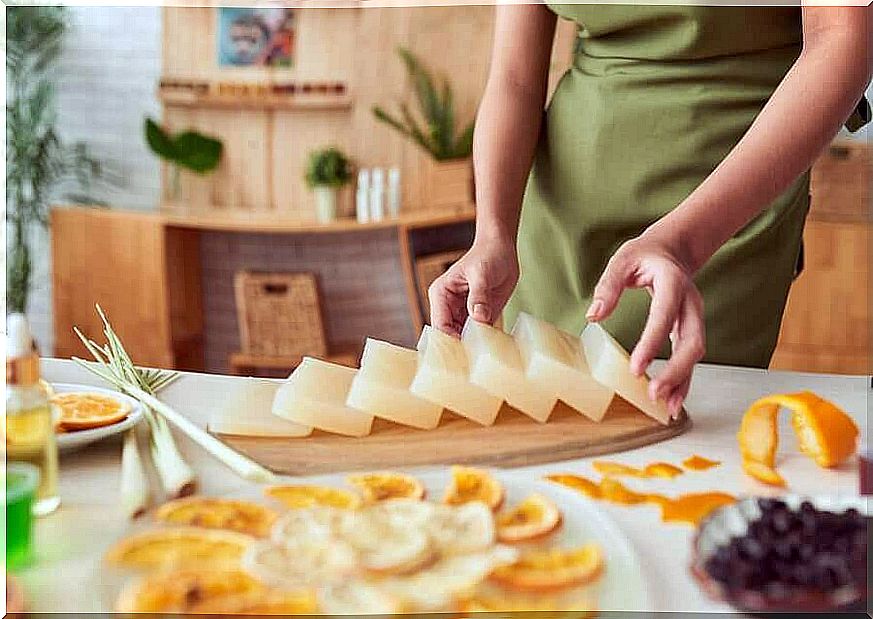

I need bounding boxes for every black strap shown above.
[845,95,871,133]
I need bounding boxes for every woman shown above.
[430,6,870,418]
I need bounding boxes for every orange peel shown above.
[738,391,858,486]
[681,455,720,471]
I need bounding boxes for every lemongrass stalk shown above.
[147,412,196,497]
[72,305,276,485]
[123,383,276,484]
[120,429,150,518]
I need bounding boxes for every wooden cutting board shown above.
[216,397,691,475]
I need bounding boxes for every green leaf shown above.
[173,131,223,174]
[372,106,412,138]
[144,118,179,162]
[372,47,474,161]
[453,121,475,159]
[304,147,351,188]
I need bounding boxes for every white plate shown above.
[240,467,652,614]
[52,383,144,453]
[97,467,650,613]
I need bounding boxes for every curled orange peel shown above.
[738,391,858,486]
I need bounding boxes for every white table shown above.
[17,358,870,613]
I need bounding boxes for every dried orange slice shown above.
[154,497,278,538]
[463,587,598,615]
[188,590,318,615]
[265,485,361,510]
[348,472,426,503]
[442,466,504,511]
[496,494,562,543]
[489,544,604,593]
[51,392,131,431]
[738,391,858,486]
[114,568,264,612]
[104,528,252,571]
[545,474,601,499]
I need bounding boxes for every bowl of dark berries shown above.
[691,496,868,614]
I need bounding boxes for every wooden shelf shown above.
[159,204,475,234]
[229,348,359,376]
[159,89,354,111]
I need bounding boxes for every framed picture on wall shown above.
[217,8,296,68]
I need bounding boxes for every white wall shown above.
[27,6,162,352]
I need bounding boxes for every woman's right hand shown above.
[428,235,519,337]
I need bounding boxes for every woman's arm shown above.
[429,4,556,335]
[590,7,872,414]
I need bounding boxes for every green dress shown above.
[504,6,811,368]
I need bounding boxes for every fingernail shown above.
[586,300,603,321]
[472,303,490,323]
[670,395,683,419]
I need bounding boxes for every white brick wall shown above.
[26,6,162,352]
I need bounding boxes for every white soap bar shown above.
[512,312,615,422]
[272,358,374,437]
[461,319,557,422]
[409,326,503,426]
[346,338,443,430]
[210,378,312,437]
[580,322,671,425]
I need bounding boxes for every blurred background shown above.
[7,5,871,377]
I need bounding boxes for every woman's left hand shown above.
[586,231,705,418]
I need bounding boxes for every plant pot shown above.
[424,158,474,209]
[313,186,339,223]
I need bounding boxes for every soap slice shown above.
[346,338,443,430]
[409,326,503,426]
[580,322,671,425]
[210,378,312,437]
[512,312,615,422]
[272,358,374,437]
[461,319,557,422]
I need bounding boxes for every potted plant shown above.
[372,47,475,208]
[144,118,223,203]
[304,147,352,222]
[6,6,107,315]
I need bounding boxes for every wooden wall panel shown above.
[164,107,272,210]
[159,6,502,217]
[348,7,413,209]
[771,221,871,374]
[272,109,354,217]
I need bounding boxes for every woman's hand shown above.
[586,230,705,418]
[429,235,519,337]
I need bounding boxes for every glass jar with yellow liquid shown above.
[5,314,59,516]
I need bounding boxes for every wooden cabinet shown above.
[771,141,871,375]
[51,207,204,369]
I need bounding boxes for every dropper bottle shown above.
[5,314,60,515]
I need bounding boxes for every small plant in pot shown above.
[372,48,475,208]
[305,147,352,223]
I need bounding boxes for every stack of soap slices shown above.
[211,312,672,438]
